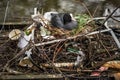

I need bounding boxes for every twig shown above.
[92,5,99,17]
[6,67,23,74]
[0,0,10,33]
[96,34,111,56]
[81,2,93,18]
[35,46,63,75]
[35,29,112,47]
[88,53,120,70]
[53,41,67,62]
[29,54,45,71]
[102,5,120,25]
[3,45,32,72]
[53,41,62,62]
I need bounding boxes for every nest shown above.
[0,14,120,79]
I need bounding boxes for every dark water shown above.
[0,0,120,22]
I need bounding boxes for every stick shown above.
[88,53,120,70]
[3,45,32,71]
[34,29,112,47]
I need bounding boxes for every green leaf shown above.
[72,14,90,35]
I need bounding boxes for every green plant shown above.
[72,14,90,35]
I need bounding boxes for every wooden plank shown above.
[0,74,63,79]
[0,21,33,29]
[0,21,32,26]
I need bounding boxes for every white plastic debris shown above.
[25,49,32,57]
[17,23,35,49]
[74,50,85,66]
[78,50,85,57]
[74,55,82,66]
[9,29,21,40]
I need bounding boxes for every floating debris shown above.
[9,29,21,40]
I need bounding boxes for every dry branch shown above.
[3,45,32,71]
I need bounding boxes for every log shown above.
[0,74,63,79]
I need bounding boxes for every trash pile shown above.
[1,8,120,79]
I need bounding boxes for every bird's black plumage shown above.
[50,13,78,30]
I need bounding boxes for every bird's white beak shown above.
[70,13,76,21]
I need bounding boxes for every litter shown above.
[9,29,21,40]
[17,23,35,49]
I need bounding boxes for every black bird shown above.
[44,12,78,30]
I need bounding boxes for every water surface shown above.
[0,0,120,22]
